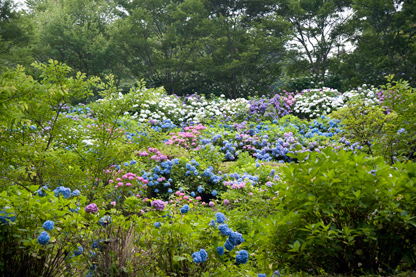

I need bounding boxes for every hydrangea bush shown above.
[1,61,415,276]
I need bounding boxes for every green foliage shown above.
[0,0,34,71]
[269,149,416,274]
[0,60,98,191]
[0,186,88,276]
[33,0,123,84]
[332,76,416,163]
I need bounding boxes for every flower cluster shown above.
[292,88,343,119]
[235,250,249,264]
[54,186,72,198]
[42,220,54,231]
[0,211,16,225]
[84,203,98,213]
[98,215,112,227]
[192,249,208,264]
[151,200,166,211]
[37,231,50,245]
[180,204,190,214]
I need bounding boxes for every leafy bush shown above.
[268,148,416,274]
[332,76,416,163]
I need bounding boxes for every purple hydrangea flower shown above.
[151,200,166,211]
[84,203,98,213]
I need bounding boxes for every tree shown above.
[275,0,353,80]
[0,0,34,71]
[31,0,122,80]
[198,0,290,98]
[339,0,416,87]
[112,0,211,94]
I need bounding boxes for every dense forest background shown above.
[1,0,415,98]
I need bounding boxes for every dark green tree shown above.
[0,0,34,71]
[274,0,353,81]
[112,0,211,95]
[339,0,416,87]
[198,0,290,98]
[31,0,122,80]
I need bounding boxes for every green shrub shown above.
[268,149,416,274]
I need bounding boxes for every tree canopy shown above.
[1,0,415,95]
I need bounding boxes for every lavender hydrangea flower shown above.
[151,200,166,211]
[84,203,98,213]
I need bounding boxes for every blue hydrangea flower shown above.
[215,212,226,224]
[0,211,16,225]
[154,189,159,193]
[235,232,244,245]
[216,246,224,256]
[224,239,234,251]
[98,215,112,227]
[124,162,129,166]
[258,274,266,277]
[229,231,239,245]
[235,250,249,264]
[180,205,190,214]
[208,220,216,227]
[71,189,80,196]
[197,186,203,193]
[168,189,173,193]
[42,220,54,231]
[199,249,208,262]
[54,186,71,198]
[211,190,217,197]
[192,251,202,263]
[273,270,280,276]
[398,128,406,134]
[74,246,83,256]
[192,249,207,263]
[37,231,50,245]
[37,186,47,197]
[154,222,161,228]
[91,240,101,249]
[218,224,232,236]
[191,192,195,197]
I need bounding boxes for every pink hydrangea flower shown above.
[224,199,230,205]
[110,201,116,206]
[209,201,214,207]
